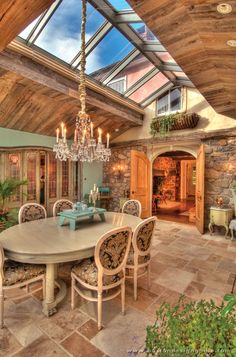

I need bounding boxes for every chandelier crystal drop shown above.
[53,0,111,162]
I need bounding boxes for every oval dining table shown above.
[0,212,142,317]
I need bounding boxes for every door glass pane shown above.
[170,88,181,111]
[8,153,21,202]
[35,0,105,63]
[107,0,132,11]
[61,161,69,197]
[26,152,37,201]
[18,16,41,39]
[87,27,134,75]
[49,153,57,199]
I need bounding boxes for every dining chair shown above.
[71,226,132,330]
[53,199,73,217]
[0,243,45,328]
[122,199,142,218]
[126,216,157,300]
[18,203,47,224]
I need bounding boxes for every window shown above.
[107,77,126,94]
[157,88,182,115]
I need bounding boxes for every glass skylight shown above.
[107,0,132,11]
[156,52,176,63]
[34,0,105,63]
[19,16,42,40]
[86,27,134,75]
[130,23,157,42]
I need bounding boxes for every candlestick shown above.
[93,183,96,191]
[91,122,93,137]
[98,129,102,143]
[74,129,78,143]
[56,128,59,143]
[63,128,67,143]
[107,133,110,148]
[61,122,64,138]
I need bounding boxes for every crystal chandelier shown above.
[53,0,111,162]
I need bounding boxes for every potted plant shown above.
[145,295,236,356]
[0,178,27,231]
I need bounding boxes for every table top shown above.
[0,212,142,264]
[58,207,106,219]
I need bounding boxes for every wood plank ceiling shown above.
[0,0,143,141]
[0,0,54,52]
[128,0,236,118]
[0,50,142,140]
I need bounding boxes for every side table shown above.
[208,207,233,237]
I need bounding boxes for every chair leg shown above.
[42,278,46,300]
[121,280,125,316]
[0,289,4,329]
[71,276,75,310]
[134,269,138,301]
[147,264,151,290]
[97,292,102,330]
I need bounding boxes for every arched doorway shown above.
[152,150,197,225]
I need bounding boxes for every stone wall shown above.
[103,144,147,212]
[204,136,236,226]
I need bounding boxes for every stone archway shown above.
[150,145,198,224]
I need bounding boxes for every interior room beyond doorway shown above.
[152,151,196,224]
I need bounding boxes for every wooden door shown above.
[130,150,151,218]
[196,144,205,234]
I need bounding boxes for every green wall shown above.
[0,127,56,148]
[0,127,104,197]
[82,162,103,196]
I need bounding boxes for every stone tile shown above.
[13,335,69,357]
[37,304,89,343]
[91,307,151,357]
[0,327,21,357]
[184,281,205,300]
[151,252,189,269]
[145,288,181,316]
[77,319,99,340]
[148,282,167,296]
[227,272,236,285]
[155,267,195,293]
[185,258,219,272]
[193,269,231,292]
[61,332,104,357]
[200,287,228,306]
[125,285,158,312]
[217,259,236,273]
[150,260,168,275]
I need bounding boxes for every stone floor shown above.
[1,220,236,357]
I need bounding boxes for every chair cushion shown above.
[126,250,150,266]
[4,260,45,286]
[72,258,123,287]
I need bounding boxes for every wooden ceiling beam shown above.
[127,0,236,119]
[0,0,54,52]
[0,49,143,126]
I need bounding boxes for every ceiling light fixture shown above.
[53,0,111,162]
[217,3,232,14]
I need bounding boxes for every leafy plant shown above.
[0,178,27,210]
[150,113,177,137]
[0,208,19,232]
[145,295,236,357]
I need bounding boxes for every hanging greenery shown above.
[150,112,200,137]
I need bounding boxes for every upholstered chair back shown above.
[18,203,47,224]
[122,200,142,218]
[132,216,157,256]
[95,226,132,279]
[53,199,73,217]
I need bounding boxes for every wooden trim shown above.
[7,41,144,115]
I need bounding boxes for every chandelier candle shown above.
[89,184,100,209]
[53,0,111,163]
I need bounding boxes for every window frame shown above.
[156,86,183,116]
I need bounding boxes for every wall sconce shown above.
[113,163,125,181]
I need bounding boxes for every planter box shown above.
[152,112,200,132]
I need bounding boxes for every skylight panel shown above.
[86,27,134,75]
[19,16,41,40]
[107,0,132,11]
[34,0,105,63]
[130,23,158,42]
[156,52,176,63]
